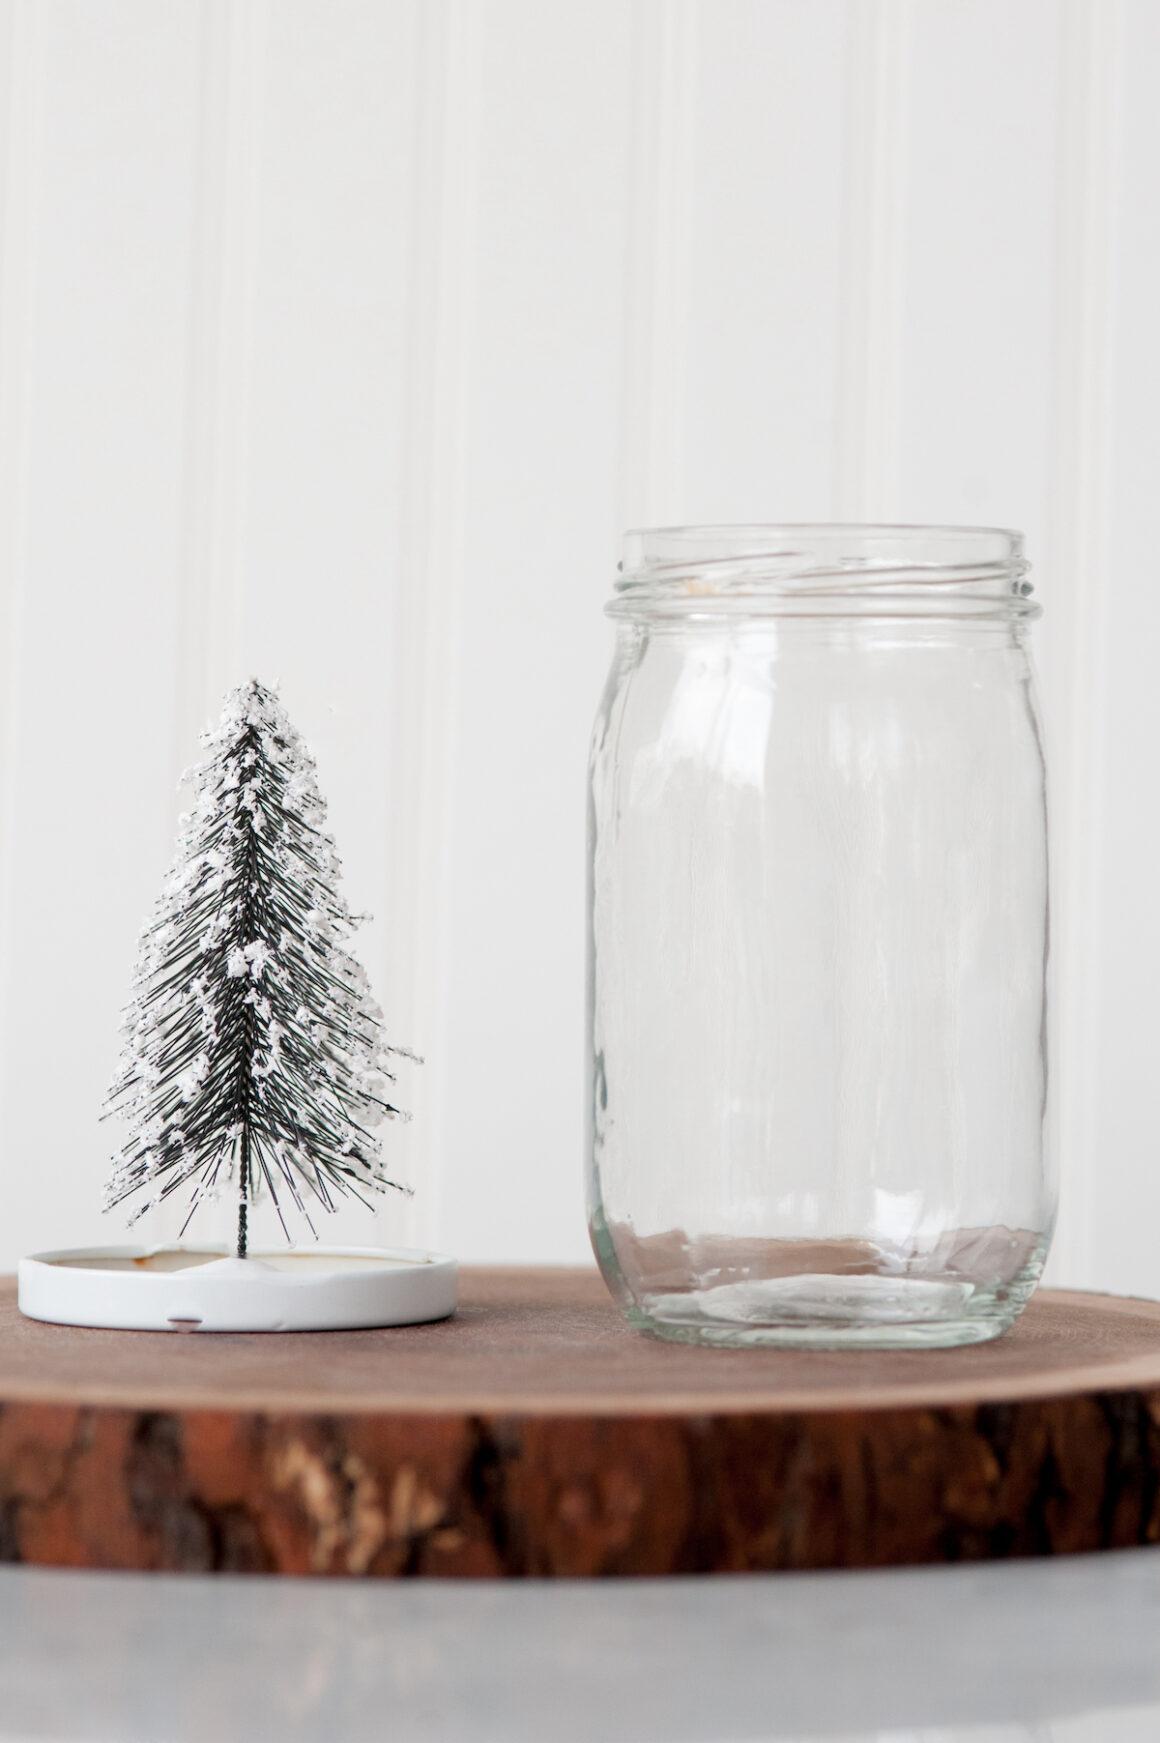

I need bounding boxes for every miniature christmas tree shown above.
[102,678,414,1258]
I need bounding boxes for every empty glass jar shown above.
[587,525,1052,1347]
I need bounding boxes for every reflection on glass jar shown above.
[587,525,1053,1348]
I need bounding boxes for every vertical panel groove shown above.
[618,0,699,531]
[834,0,912,520]
[0,0,41,1140]
[174,0,268,761]
[1046,0,1123,1287]
[389,0,480,1249]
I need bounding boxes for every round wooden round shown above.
[17,1245,458,1332]
[0,1269,1158,1577]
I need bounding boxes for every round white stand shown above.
[17,1244,458,1332]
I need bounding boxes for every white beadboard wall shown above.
[0,0,1153,1288]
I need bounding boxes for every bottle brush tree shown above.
[102,678,414,1258]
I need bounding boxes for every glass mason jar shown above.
[587,525,1052,1348]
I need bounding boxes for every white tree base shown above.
[17,1244,458,1332]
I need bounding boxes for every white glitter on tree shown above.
[102,678,415,1256]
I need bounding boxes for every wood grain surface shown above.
[2,1270,1159,1577]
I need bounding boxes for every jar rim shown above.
[613,523,1038,621]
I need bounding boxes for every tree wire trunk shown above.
[237,1148,249,1259]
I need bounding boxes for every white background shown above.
[0,0,1153,1290]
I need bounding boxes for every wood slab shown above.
[1,1269,1159,1577]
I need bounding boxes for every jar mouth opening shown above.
[613,523,1037,620]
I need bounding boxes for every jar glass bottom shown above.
[592,1219,1049,1350]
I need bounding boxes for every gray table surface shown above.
[2,1550,1159,1743]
